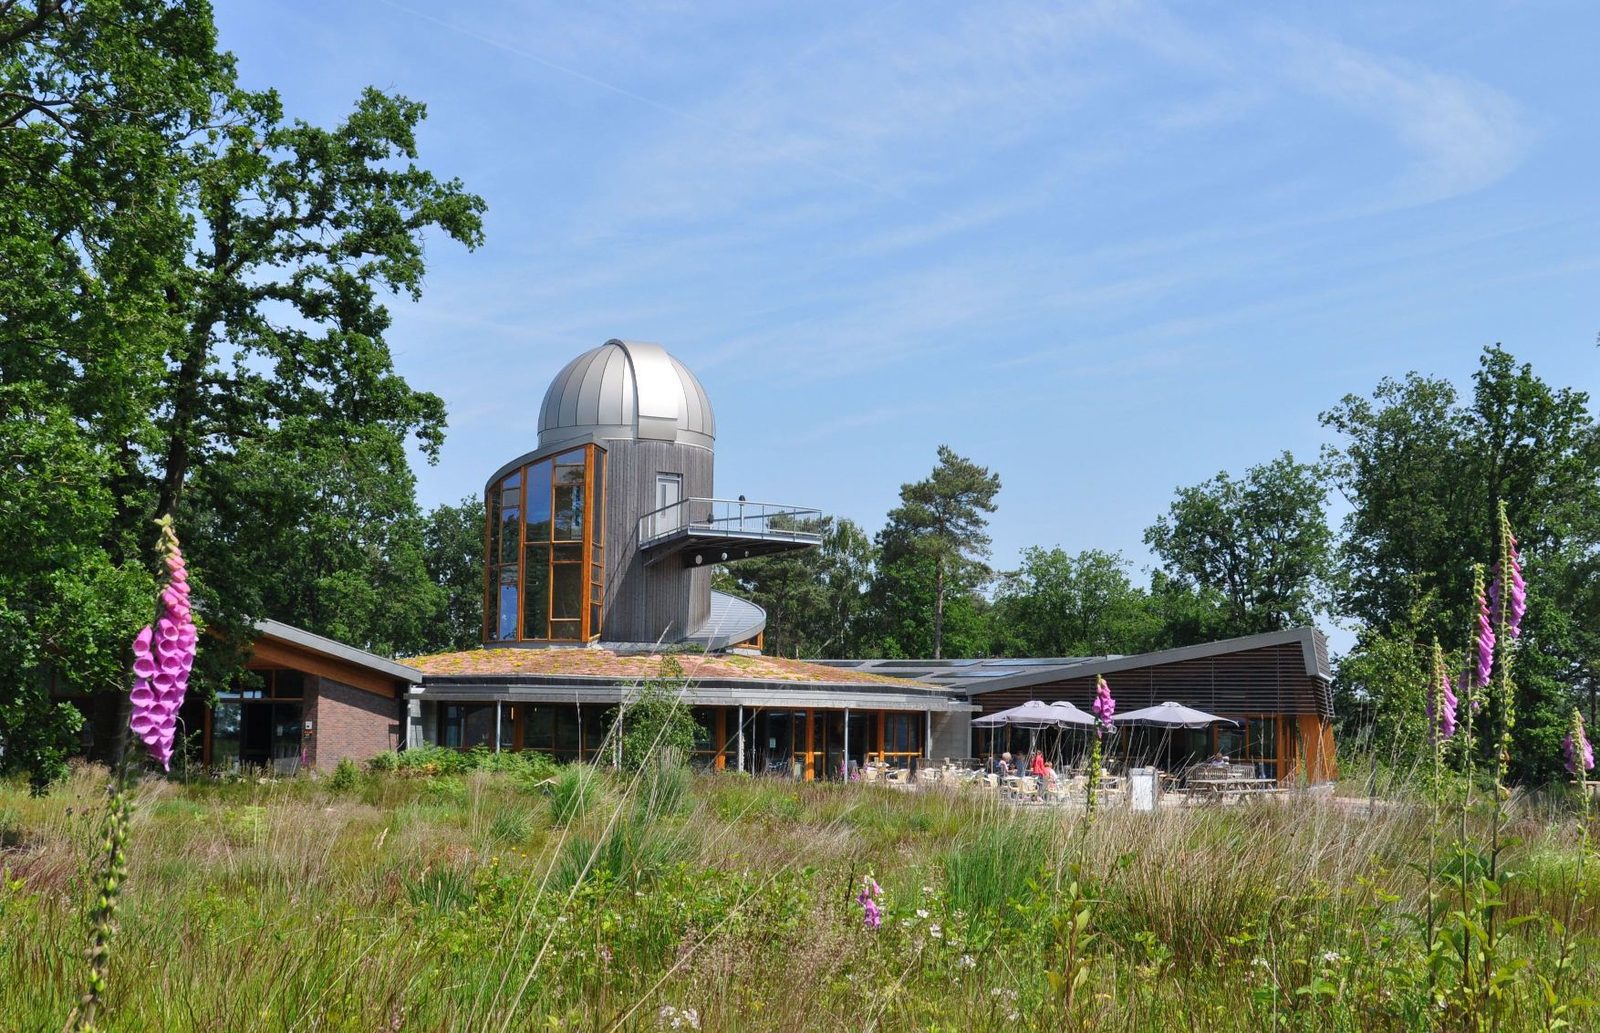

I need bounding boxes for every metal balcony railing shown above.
[638,497,824,550]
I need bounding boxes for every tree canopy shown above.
[1,0,483,776]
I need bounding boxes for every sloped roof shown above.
[255,619,423,684]
[401,647,929,688]
[812,627,1332,695]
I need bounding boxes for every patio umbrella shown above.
[973,699,1090,758]
[1115,701,1239,728]
[1046,700,1097,725]
[973,700,1090,727]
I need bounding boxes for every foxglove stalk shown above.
[1091,675,1116,734]
[1488,504,1527,641]
[1428,641,1456,742]
[857,875,882,930]
[1473,565,1495,689]
[1563,709,1594,780]
[128,518,197,770]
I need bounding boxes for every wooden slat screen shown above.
[970,642,1333,719]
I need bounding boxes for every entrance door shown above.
[654,473,682,537]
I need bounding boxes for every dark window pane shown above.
[554,707,581,753]
[523,545,549,637]
[463,706,496,748]
[592,450,605,544]
[498,504,520,564]
[552,563,583,620]
[553,543,582,564]
[213,701,241,767]
[486,488,500,562]
[554,484,584,540]
[496,565,518,640]
[556,449,584,467]
[590,603,602,634]
[523,706,553,750]
[549,619,581,641]
[274,670,305,699]
[526,461,553,542]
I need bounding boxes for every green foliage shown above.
[0,0,484,780]
[421,495,486,653]
[991,547,1163,657]
[1322,346,1600,783]
[719,515,874,658]
[873,445,1001,659]
[618,659,699,771]
[1144,450,1332,635]
[326,758,360,793]
[545,765,599,827]
[3,769,1600,1029]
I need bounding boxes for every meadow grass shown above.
[2,763,1597,1031]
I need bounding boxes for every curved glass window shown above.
[484,444,606,643]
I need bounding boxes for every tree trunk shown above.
[933,558,945,660]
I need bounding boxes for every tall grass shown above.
[2,763,1596,1031]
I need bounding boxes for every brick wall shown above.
[307,676,400,770]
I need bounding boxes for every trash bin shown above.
[1129,767,1158,812]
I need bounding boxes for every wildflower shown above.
[915,908,930,920]
[857,875,882,931]
[929,923,942,939]
[656,1005,700,1030]
[1563,709,1594,779]
[128,518,198,770]
[1092,675,1116,733]
[1321,950,1342,964]
[1428,641,1456,741]
[958,954,976,969]
[1473,567,1495,689]
[1488,505,1527,640]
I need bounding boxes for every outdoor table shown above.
[1187,776,1279,798]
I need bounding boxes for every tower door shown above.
[654,473,683,537]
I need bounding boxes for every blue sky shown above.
[215,1,1597,645]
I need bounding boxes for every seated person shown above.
[997,751,1014,776]
[1041,762,1057,786]
[1207,752,1230,767]
[1029,751,1047,777]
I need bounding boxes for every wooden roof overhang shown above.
[412,674,975,714]
[249,619,423,699]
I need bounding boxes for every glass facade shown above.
[485,444,606,643]
[211,669,304,772]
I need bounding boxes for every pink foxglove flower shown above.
[1091,675,1116,735]
[1428,659,1457,742]
[129,519,197,770]
[1474,571,1495,689]
[857,875,883,930]
[1563,709,1594,779]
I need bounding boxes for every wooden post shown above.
[805,709,815,781]
[843,708,850,781]
[736,705,744,773]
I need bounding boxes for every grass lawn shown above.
[2,763,1597,1031]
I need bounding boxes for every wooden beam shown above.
[248,637,401,698]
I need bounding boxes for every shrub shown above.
[327,758,360,793]
[546,766,599,827]
[618,659,698,771]
[366,751,398,773]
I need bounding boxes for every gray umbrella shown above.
[1114,701,1238,728]
[1047,700,1098,726]
[973,699,1092,728]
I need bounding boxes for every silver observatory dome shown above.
[537,339,715,452]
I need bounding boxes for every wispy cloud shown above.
[1265,26,1534,204]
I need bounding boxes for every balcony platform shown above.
[638,497,822,567]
